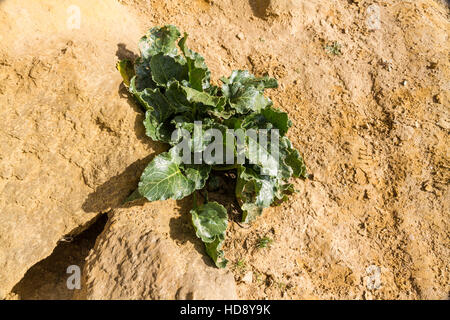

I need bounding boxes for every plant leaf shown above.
[235,166,277,223]
[178,33,211,91]
[191,201,228,268]
[221,70,277,114]
[116,59,135,87]
[260,106,292,136]
[150,53,188,87]
[221,70,277,91]
[131,86,174,142]
[205,235,228,268]
[280,137,308,178]
[183,164,211,190]
[133,58,157,92]
[138,149,205,201]
[165,81,194,114]
[138,25,181,59]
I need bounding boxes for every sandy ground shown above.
[1,0,449,299]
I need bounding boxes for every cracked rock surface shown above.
[76,200,238,300]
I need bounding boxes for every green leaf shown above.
[221,71,277,114]
[191,201,228,268]
[143,111,173,143]
[273,182,295,205]
[182,86,226,109]
[221,70,278,91]
[226,85,272,114]
[150,53,188,87]
[183,164,211,189]
[133,58,157,91]
[280,137,307,178]
[165,81,194,114]
[131,86,174,142]
[205,235,228,268]
[179,33,211,91]
[138,25,181,59]
[235,166,277,223]
[260,106,292,136]
[191,202,227,241]
[138,149,208,201]
[116,59,135,87]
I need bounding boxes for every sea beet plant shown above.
[117,25,307,268]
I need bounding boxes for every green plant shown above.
[256,236,274,249]
[234,258,247,272]
[324,41,342,55]
[117,25,307,268]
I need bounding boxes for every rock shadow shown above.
[81,155,153,213]
[248,0,271,19]
[169,197,216,267]
[115,43,154,147]
[11,215,108,300]
[116,43,138,61]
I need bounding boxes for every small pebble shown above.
[237,32,244,40]
[242,271,253,284]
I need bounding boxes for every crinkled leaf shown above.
[221,70,277,114]
[191,201,228,268]
[221,70,278,91]
[240,203,263,224]
[150,53,188,87]
[132,86,174,142]
[144,111,173,143]
[180,86,233,119]
[191,202,227,241]
[226,85,272,114]
[273,182,295,206]
[182,86,226,109]
[260,106,292,136]
[133,58,157,92]
[183,164,211,189]
[138,25,181,59]
[236,166,277,223]
[165,81,193,114]
[205,235,228,268]
[138,149,208,201]
[280,137,308,178]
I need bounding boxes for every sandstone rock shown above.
[77,200,238,300]
[0,0,153,298]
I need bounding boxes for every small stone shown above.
[402,80,408,86]
[422,181,433,192]
[237,32,244,40]
[433,94,441,104]
[428,61,438,70]
[242,271,253,284]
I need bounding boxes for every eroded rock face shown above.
[0,0,153,298]
[78,200,238,300]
